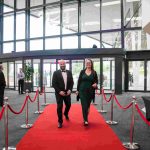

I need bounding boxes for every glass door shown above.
[43,59,56,92]
[15,61,22,90]
[72,60,84,90]
[33,59,40,91]
[147,61,150,91]
[103,58,115,90]
[128,61,144,90]
[9,62,15,89]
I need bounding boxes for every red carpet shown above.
[17,104,125,150]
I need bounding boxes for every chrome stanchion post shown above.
[98,86,107,113]
[123,96,140,149]
[21,90,33,129]
[3,97,16,150]
[34,87,43,114]
[106,90,118,125]
[41,84,49,106]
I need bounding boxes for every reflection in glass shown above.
[45,38,60,50]
[125,30,148,51]
[124,0,141,28]
[30,8,43,38]
[128,61,144,90]
[3,14,14,41]
[147,61,150,91]
[30,39,43,51]
[62,3,78,34]
[103,58,115,90]
[16,41,25,52]
[62,36,78,49]
[9,62,14,88]
[81,0,100,32]
[46,0,59,4]
[3,42,14,53]
[16,12,25,39]
[101,0,121,30]
[81,34,100,48]
[45,6,60,36]
[72,60,84,89]
[102,32,121,48]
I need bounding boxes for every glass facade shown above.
[0,0,150,92]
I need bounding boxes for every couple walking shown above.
[52,59,98,128]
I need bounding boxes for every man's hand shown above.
[66,90,71,96]
[59,91,66,96]
[92,83,97,89]
[76,91,79,95]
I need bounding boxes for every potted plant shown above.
[24,63,34,92]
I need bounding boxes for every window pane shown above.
[30,0,43,7]
[45,6,60,36]
[17,0,25,9]
[16,12,25,39]
[16,41,25,52]
[102,32,121,48]
[81,34,100,48]
[3,14,14,41]
[147,61,150,91]
[45,38,60,50]
[62,2,78,34]
[123,0,141,28]
[102,0,121,30]
[128,61,144,90]
[81,0,100,32]
[125,30,147,51]
[62,36,78,49]
[3,42,14,53]
[4,0,14,12]
[30,8,43,38]
[46,0,60,4]
[30,39,43,51]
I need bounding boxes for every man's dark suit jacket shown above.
[0,70,6,88]
[52,70,74,95]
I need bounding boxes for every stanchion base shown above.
[41,103,50,106]
[98,110,107,113]
[34,110,43,114]
[20,124,33,129]
[3,146,16,150]
[123,142,140,149]
[106,120,118,125]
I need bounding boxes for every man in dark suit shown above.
[52,60,74,128]
[0,64,6,107]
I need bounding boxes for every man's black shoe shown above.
[64,115,69,120]
[58,123,62,128]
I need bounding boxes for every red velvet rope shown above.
[135,104,150,126]
[28,90,38,102]
[0,106,5,120]
[102,89,112,102]
[8,96,29,114]
[114,95,133,110]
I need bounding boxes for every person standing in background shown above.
[17,68,25,94]
[0,64,6,107]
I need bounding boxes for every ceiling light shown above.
[95,1,120,7]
